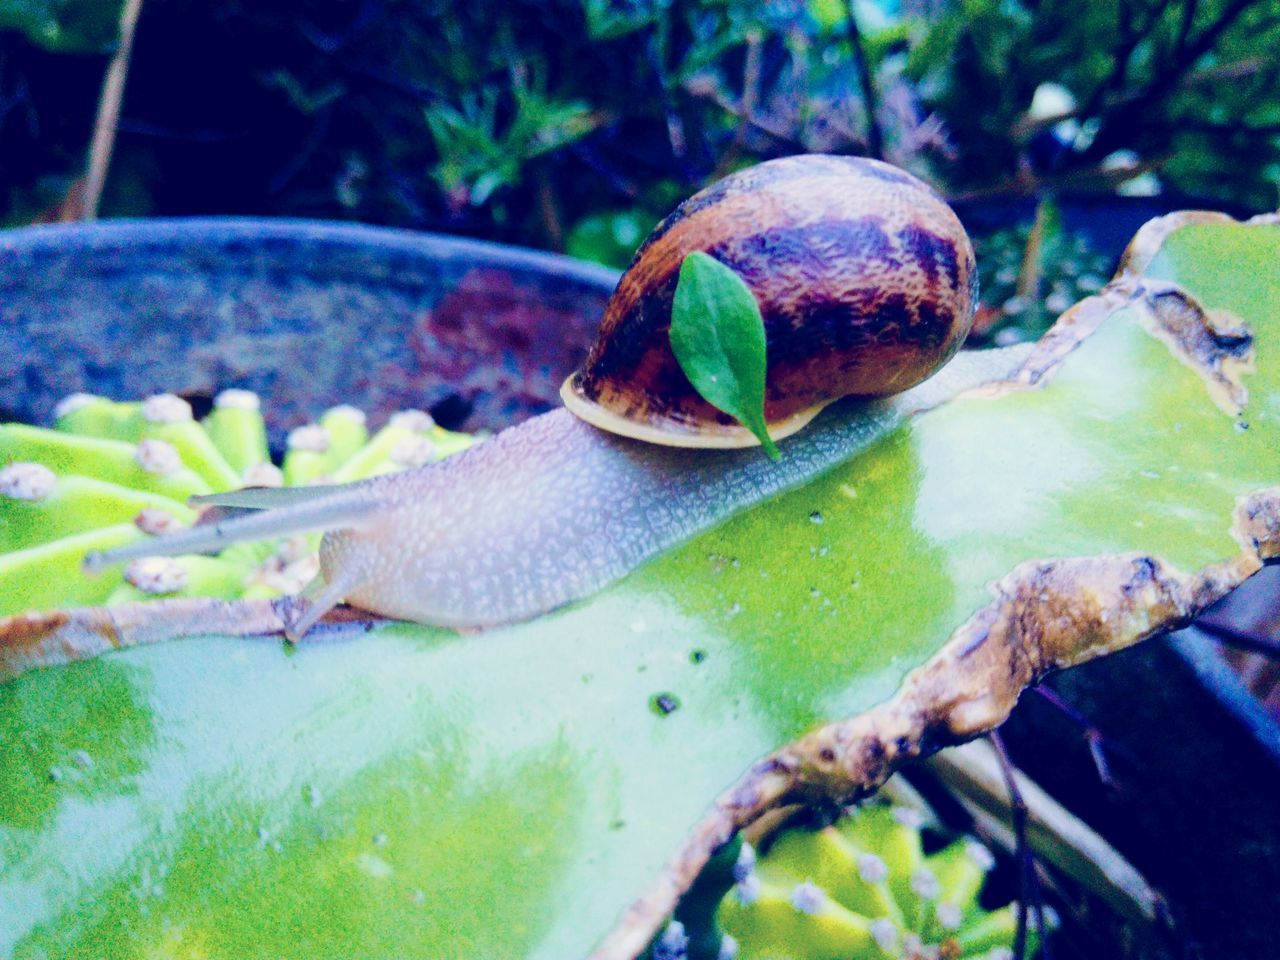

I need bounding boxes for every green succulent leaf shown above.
[0,401,474,617]
[0,214,1277,959]
[670,251,780,458]
[713,801,1027,959]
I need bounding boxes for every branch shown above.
[682,80,808,150]
[946,151,1170,205]
[1072,0,1273,169]
[1184,54,1276,85]
[1173,0,1200,56]
[648,31,687,159]
[79,0,145,221]
[989,731,1034,960]
[1154,0,1265,96]
[1078,0,1175,121]
[1181,120,1280,137]
[1012,54,1277,143]
[712,29,763,179]
[841,0,883,159]
[533,164,564,252]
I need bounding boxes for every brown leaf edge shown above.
[0,595,369,682]
[591,493,1279,959]
[586,210,1280,960]
[977,210,1277,412]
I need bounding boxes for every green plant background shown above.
[3,0,1278,235]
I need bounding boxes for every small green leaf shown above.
[670,251,780,459]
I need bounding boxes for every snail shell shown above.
[562,154,978,447]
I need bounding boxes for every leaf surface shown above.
[0,214,1277,959]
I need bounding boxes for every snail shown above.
[561,154,977,446]
[89,154,1013,636]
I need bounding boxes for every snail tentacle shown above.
[83,485,383,572]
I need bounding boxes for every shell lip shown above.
[559,373,826,449]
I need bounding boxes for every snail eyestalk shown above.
[82,487,383,575]
[2,394,481,622]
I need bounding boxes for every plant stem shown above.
[926,739,1162,929]
[989,730,1033,960]
[841,0,883,159]
[1194,618,1280,658]
[80,0,145,221]
[713,30,762,179]
[534,165,565,252]
[1016,199,1048,301]
[1028,685,1120,788]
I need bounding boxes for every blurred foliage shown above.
[0,0,120,53]
[969,199,1114,347]
[909,0,1280,210]
[0,0,1277,245]
[424,72,601,207]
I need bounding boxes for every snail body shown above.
[92,155,999,634]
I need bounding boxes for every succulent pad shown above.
[701,801,1034,960]
[0,391,475,617]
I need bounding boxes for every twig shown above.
[712,30,763,179]
[267,105,333,195]
[1070,0,1266,168]
[989,731,1034,960]
[1179,119,1280,136]
[1010,54,1273,143]
[946,151,1170,204]
[683,82,806,149]
[1169,0,1263,87]
[1028,685,1123,789]
[569,143,641,200]
[350,62,443,105]
[1173,0,1200,56]
[925,740,1162,928]
[1016,198,1048,301]
[297,0,379,54]
[648,31,686,159]
[841,0,883,159]
[1113,0,1263,113]
[534,165,565,252]
[1077,0,1173,122]
[79,0,145,222]
[1194,618,1280,658]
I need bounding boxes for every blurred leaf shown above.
[425,75,600,207]
[806,0,844,33]
[582,0,665,40]
[0,0,121,52]
[566,209,652,267]
[261,70,344,115]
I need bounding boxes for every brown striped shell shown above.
[561,154,978,447]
